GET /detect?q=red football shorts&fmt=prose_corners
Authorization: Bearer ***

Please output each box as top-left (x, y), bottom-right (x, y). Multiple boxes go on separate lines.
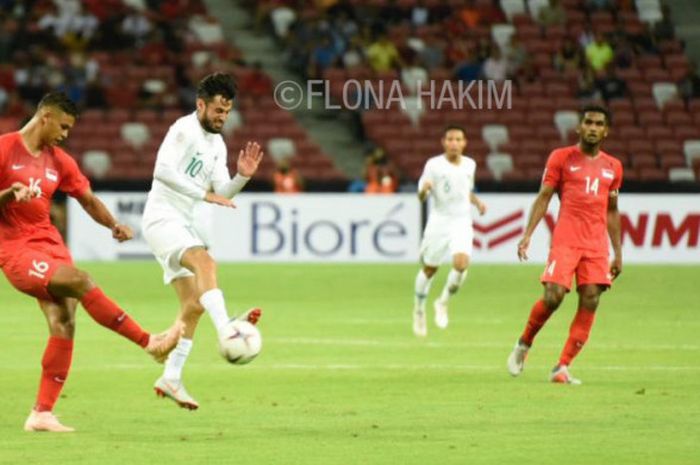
top-left (1, 243), bottom-right (73, 302)
top-left (540, 246), bottom-right (612, 291)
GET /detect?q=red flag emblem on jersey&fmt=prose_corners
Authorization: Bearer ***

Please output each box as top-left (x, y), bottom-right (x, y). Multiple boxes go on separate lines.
top-left (45, 168), bottom-right (58, 181)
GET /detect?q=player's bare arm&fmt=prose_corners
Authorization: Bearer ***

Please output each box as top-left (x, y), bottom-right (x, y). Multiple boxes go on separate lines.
top-left (517, 184), bottom-right (556, 261)
top-left (470, 192), bottom-right (487, 216)
top-left (607, 191), bottom-right (622, 279)
top-left (418, 180), bottom-right (432, 202)
top-left (77, 189), bottom-right (133, 243)
top-left (0, 182), bottom-right (33, 206)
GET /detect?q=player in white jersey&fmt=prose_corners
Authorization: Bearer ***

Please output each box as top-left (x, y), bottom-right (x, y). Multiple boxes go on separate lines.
top-left (141, 73), bottom-right (264, 409)
top-left (413, 125), bottom-right (487, 337)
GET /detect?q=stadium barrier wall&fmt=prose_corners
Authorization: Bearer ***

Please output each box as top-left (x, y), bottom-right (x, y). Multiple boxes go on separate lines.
top-left (67, 193), bottom-right (700, 264)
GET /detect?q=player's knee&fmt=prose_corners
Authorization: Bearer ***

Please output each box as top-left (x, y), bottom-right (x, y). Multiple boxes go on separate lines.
top-left (578, 286), bottom-right (601, 310)
top-left (190, 249), bottom-right (216, 275)
top-left (543, 289), bottom-right (565, 311)
top-left (48, 312), bottom-right (75, 338)
top-left (453, 255), bottom-right (469, 272)
top-left (52, 269), bottom-right (93, 297)
top-left (423, 266), bottom-right (438, 278)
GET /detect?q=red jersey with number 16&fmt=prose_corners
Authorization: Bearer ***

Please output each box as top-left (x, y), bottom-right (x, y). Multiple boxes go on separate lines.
top-left (0, 132), bottom-right (90, 265)
top-left (542, 145), bottom-right (623, 253)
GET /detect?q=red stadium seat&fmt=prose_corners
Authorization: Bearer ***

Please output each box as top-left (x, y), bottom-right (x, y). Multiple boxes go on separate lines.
top-left (630, 153), bottom-right (658, 168)
top-left (619, 125), bottom-right (645, 139)
top-left (647, 126), bottom-right (674, 139)
top-left (665, 111), bottom-right (693, 126)
top-left (638, 112), bottom-right (663, 127)
top-left (638, 167), bottom-right (667, 182)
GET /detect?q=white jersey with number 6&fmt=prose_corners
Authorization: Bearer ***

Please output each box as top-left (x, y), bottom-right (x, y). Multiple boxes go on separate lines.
top-left (418, 154), bottom-right (477, 266)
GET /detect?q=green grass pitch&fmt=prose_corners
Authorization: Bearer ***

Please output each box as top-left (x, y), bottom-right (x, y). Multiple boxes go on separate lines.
top-left (0, 262), bottom-right (698, 465)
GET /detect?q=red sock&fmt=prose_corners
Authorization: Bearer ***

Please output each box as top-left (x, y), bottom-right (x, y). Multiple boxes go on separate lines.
top-left (80, 288), bottom-right (150, 348)
top-left (559, 308), bottom-right (596, 366)
top-left (35, 337), bottom-right (73, 412)
top-left (520, 299), bottom-right (554, 346)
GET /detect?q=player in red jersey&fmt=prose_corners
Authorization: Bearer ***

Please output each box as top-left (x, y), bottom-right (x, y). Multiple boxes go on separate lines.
top-left (506, 105), bottom-right (623, 385)
top-left (0, 93), bottom-right (181, 432)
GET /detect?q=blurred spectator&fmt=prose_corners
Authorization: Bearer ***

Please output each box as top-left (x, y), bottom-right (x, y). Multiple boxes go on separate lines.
top-left (595, 67), bottom-right (627, 101)
top-left (504, 36), bottom-right (528, 76)
top-left (454, 51), bottom-right (482, 83)
top-left (537, 0), bottom-right (567, 27)
top-left (677, 67), bottom-right (700, 102)
top-left (482, 47), bottom-right (508, 81)
top-left (122, 7), bottom-right (153, 47)
top-left (585, 32), bottom-right (614, 72)
top-left (654, 4), bottom-right (675, 42)
top-left (578, 23), bottom-right (595, 48)
top-left (576, 64), bottom-right (600, 99)
top-left (585, 0), bottom-right (615, 10)
top-left (308, 36), bottom-right (338, 78)
top-left (366, 33), bottom-right (403, 73)
top-left (364, 147), bottom-right (398, 194)
top-left (342, 36), bottom-right (366, 69)
top-left (273, 159), bottom-right (304, 193)
top-left (554, 38), bottom-right (583, 72)
top-left (411, 0), bottom-right (430, 27)
top-left (419, 35), bottom-right (445, 70)
top-left (459, 0), bottom-right (482, 28)
top-left (613, 36), bottom-right (635, 69)
top-left (401, 55), bottom-right (429, 95)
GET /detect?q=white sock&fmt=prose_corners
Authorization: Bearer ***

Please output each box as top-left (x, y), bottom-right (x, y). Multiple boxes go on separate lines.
top-left (163, 338), bottom-right (193, 381)
top-left (414, 270), bottom-right (433, 313)
top-left (439, 269), bottom-right (467, 303)
top-left (199, 288), bottom-right (230, 333)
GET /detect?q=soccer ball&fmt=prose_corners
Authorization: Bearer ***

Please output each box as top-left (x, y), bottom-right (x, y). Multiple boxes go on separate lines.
top-left (218, 319), bottom-right (262, 365)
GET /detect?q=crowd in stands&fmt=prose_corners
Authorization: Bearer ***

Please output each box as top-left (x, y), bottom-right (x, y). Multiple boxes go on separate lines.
top-left (253, 0), bottom-right (700, 186)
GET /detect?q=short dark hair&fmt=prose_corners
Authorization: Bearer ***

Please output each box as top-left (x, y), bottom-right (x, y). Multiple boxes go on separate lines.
top-left (443, 124), bottom-right (467, 138)
top-left (579, 104), bottom-right (611, 126)
top-left (38, 92), bottom-right (79, 117)
top-left (197, 72), bottom-right (237, 102)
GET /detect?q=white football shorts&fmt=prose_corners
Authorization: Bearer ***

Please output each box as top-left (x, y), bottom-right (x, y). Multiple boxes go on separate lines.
top-left (142, 216), bottom-right (206, 285)
top-left (419, 215), bottom-right (473, 267)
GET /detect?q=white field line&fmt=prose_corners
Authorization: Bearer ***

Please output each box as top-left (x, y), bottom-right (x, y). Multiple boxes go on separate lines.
top-left (270, 337), bottom-right (700, 352)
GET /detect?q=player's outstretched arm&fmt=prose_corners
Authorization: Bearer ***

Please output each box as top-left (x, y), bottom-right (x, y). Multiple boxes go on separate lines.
top-left (212, 141), bottom-right (264, 199)
top-left (77, 189), bottom-right (133, 242)
top-left (607, 192), bottom-right (622, 279)
top-left (470, 192), bottom-right (487, 216)
top-left (0, 182), bottom-right (33, 206)
top-left (517, 185), bottom-right (555, 261)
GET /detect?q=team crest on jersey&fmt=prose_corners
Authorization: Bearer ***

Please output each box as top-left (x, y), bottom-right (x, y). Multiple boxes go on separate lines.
top-left (45, 168), bottom-right (58, 181)
top-left (601, 169), bottom-right (614, 179)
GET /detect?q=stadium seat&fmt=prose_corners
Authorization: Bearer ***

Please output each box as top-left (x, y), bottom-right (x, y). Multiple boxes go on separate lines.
top-left (492, 24), bottom-right (515, 51)
top-left (82, 151), bottom-right (112, 179)
top-left (668, 167), bottom-right (696, 182)
top-left (651, 82), bottom-right (679, 109)
top-left (526, 0), bottom-right (548, 18)
top-left (553, 111), bottom-right (579, 142)
top-left (486, 152), bottom-right (514, 181)
top-left (683, 140), bottom-right (700, 167)
top-left (482, 125), bottom-right (509, 152)
top-left (267, 138), bottom-right (296, 161)
top-left (501, 0), bottom-right (527, 21)
top-left (120, 122), bottom-right (150, 149)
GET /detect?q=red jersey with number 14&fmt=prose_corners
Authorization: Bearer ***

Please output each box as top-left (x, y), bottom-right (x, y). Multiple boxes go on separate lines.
top-left (542, 145), bottom-right (623, 253)
top-left (0, 132), bottom-right (90, 265)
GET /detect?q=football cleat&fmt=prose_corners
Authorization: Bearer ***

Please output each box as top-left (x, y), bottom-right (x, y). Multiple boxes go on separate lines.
top-left (154, 377), bottom-right (200, 410)
top-left (550, 365), bottom-right (582, 385)
top-left (239, 307), bottom-right (262, 325)
top-left (24, 410), bottom-right (74, 432)
top-left (413, 308), bottom-right (427, 337)
top-left (507, 339), bottom-right (530, 376)
top-left (433, 299), bottom-right (449, 329)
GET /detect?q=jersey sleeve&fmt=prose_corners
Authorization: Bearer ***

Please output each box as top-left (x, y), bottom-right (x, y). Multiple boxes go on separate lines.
top-left (153, 122), bottom-right (206, 200)
top-left (542, 150), bottom-right (564, 189)
top-left (57, 150), bottom-right (90, 198)
top-left (418, 159), bottom-right (434, 191)
top-left (610, 160), bottom-right (623, 192)
top-left (210, 141), bottom-right (231, 188)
